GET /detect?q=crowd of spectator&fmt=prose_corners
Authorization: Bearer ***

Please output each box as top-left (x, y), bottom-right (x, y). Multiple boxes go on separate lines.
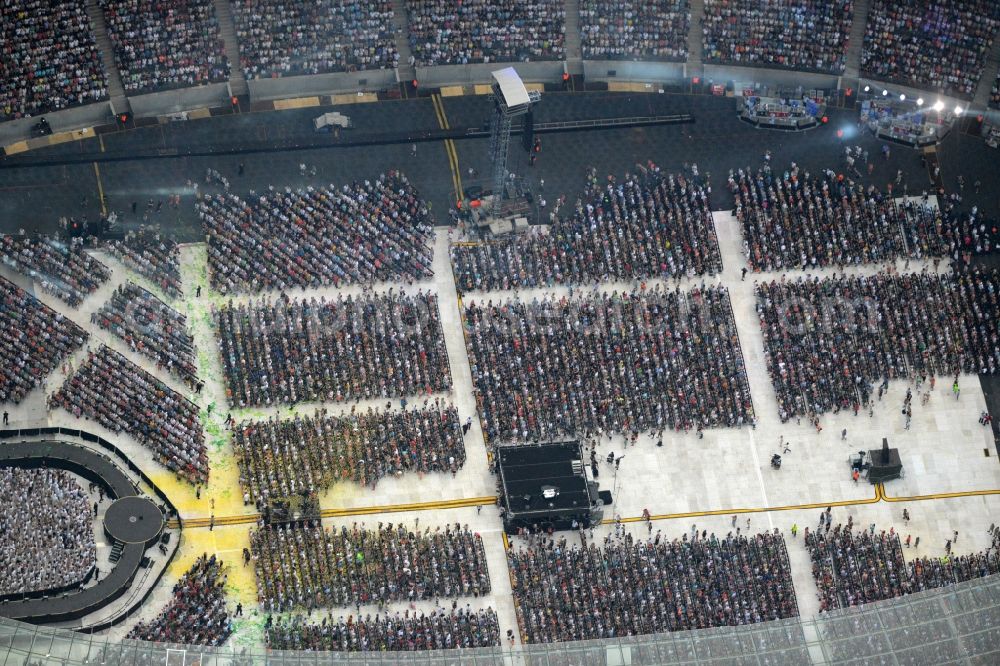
top-left (251, 522), bottom-right (490, 612)
top-left (2, 236), bottom-right (111, 307)
top-left (730, 166), bottom-right (946, 272)
top-left (200, 173), bottom-right (434, 294)
top-left (939, 207), bottom-right (1000, 264)
top-left (265, 608), bottom-right (501, 651)
top-left (99, 0), bottom-right (228, 94)
top-left (992, 73), bottom-right (1000, 109)
top-left (625, 621), bottom-right (810, 664)
top-left (92, 282), bottom-right (199, 388)
top-left (127, 554), bottom-right (232, 645)
top-left (510, 528), bottom-right (798, 643)
top-left (580, 1), bottom-right (689, 62)
top-left (0, 467), bottom-right (95, 596)
top-left (451, 167), bottom-right (721, 293)
top-left (464, 286), bottom-right (753, 443)
top-left (1, 0), bottom-right (107, 120)
top-left (231, 0), bottom-right (397, 79)
top-left (806, 522), bottom-right (906, 612)
top-left (407, 0), bottom-right (565, 66)
top-left (819, 584), bottom-right (989, 666)
top-left (106, 225), bottom-right (183, 299)
top-left (214, 291), bottom-right (451, 408)
top-left (49, 345), bottom-right (208, 483)
top-left (756, 269), bottom-right (1000, 422)
top-left (861, 0), bottom-right (1000, 99)
top-left (234, 401), bottom-right (464, 506)
top-left (806, 523), bottom-right (1000, 611)
top-left (702, 0), bottom-right (854, 73)
top-left (1, 276), bottom-right (88, 405)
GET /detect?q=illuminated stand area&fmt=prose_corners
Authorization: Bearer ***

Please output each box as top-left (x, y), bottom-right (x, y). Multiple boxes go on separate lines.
top-left (859, 86), bottom-right (965, 147)
top-left (737, 83), bottom-right (827, 131)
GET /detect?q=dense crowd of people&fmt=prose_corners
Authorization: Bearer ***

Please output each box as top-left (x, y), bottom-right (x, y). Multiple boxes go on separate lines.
top-left (756, 269), bottom-right (1000, 422)
top-left (633, 621), bottom-right (810, 664)
top-left (214, 291), bottom-right (451, 407)
top-left (0, 0), bottom-right (107, 120)
top-left (2, 236), bottom-right (111, 307)
top-left (265, 608), bottom-right (501, 651)
top-left (933, 204), bottom-right (1000, 265)
top-left (9, 0), bottom-right (1000, 124)
top-left (821, 606), bottom-right (985, 666)
top-left (99, 0), bottom-right (228, 94)
top-left (0, 467), bottom-right (95, 596)
top-left (861, 0), bottom-right (1000, 98)
top-left (92, 282), bottom-right (199, 388)
top-left (200, 173), bottom-right (434, 294)
top-left (0, 276), bottom-right (88, 404)
top-left (406, 0), bottom-right (565, 66)
top-left (992, 73), bottom-right (1000, 109)
top-left (806, 522), bottom-right (906, 612)
top-left (580, 1), bottom-right (689, 61)
top-left (49, 345), bottom-right (208, 483)
top-left (106, 225), bottom-right (184, 300)
top-left (231, 0), bottom-right (397, 78)
top-left (451, 167), bottom-right (721, 293)
top-left (806, 523), bottom-right (1000, 611)
top-left (509, 529), bottom-right (798, 643)
top-left (702, 0), bottom-right (853, 73)
top-left (464, 286), bottom-right (753, 443)
top-left (127, 554), bottom-right (232, 645)
top-left (233, 401), bottom-right (464, 506)
top-left (251, 522), bottom-right (490, 612)
top-left (730, 166), bottom-right (947, 272)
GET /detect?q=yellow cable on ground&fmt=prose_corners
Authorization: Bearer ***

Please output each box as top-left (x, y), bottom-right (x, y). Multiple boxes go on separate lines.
top-left (607, 486), bottom-right (882, 524)
top-left (434, 95), bottom-right (465, 199)
top-left (881, 486), bottom-right (1000, 502)
top-left (169, 482), bottom-right (1000, 531)
top-left (168, 495), bottom-right (497, 529)
top-left (430, 94), bottom-right (462, 202)
top-left (93, 162), bottom-right (107, 216)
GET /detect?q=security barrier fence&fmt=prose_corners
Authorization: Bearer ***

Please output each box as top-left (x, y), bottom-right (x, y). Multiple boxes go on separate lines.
top-left (2, 574), bottom-right (999, 665)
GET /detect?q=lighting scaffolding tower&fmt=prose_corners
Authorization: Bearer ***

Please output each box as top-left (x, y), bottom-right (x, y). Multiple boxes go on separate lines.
top-left (488, 67), bottom-right (540, 218)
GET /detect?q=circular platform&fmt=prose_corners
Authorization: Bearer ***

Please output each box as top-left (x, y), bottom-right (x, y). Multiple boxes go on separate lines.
top-left (104, 496), bottom-right (163, 544)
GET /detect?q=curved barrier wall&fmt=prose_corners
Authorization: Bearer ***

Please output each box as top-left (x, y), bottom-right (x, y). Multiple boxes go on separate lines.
top-left (0, 427), bottom-right (180, 522)
top-left (0, 430), bottom-right (181, 627)
top-left (1, 574), bottom-right (998, 664)
top-left (248, 70), bottom-right (398, 102)
top-left (415, 61), bottom-right (564, 88)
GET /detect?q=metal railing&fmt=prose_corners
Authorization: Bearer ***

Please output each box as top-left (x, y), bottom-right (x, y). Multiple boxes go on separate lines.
top-left (2, 574), bottom-right (999, 665)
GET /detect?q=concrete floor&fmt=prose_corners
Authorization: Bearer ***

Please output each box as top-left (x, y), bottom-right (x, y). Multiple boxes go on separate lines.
top-left (3, 219), bottom-right (998, 649)
top-left (1, 91), bottom-right (999, 650)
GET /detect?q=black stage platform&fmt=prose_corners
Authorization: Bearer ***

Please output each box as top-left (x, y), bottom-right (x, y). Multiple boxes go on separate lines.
top-left (867, 438), bottom-right (904, 484)
top-left (105, 496), bottom-right (163, 545)
top-left (498, 441), bottom-right (604, 533)
top-left (0, 439), bottom-right (151, 623)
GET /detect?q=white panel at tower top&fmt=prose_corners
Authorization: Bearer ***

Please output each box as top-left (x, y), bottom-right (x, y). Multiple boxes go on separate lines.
top-left (491, 67), bottom-right (530, 107)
